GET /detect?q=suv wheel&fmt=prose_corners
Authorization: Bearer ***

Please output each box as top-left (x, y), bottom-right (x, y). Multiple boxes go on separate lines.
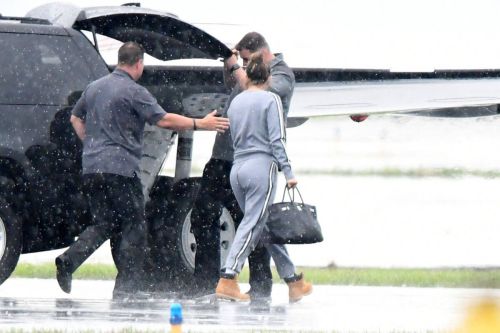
top-left (0, 197), bottom-right (22, 285)
top-left (180, 207), bottom-right (236, 270)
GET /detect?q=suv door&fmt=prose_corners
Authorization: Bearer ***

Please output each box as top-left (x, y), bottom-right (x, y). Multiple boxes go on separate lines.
top-left (0, 24), bottom-right (109, 254)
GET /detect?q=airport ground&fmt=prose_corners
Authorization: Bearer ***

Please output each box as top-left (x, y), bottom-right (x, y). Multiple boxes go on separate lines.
top-left (4, 116), bottom-right (500, 332)
top-left (2, 277), bottom-right (500, 332)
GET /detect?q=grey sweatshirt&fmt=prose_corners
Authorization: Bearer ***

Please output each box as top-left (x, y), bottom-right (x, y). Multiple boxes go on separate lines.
top-left (228, 90), bottom-right (294, 180)
top-left (211, 53), bottom-right (295, 161)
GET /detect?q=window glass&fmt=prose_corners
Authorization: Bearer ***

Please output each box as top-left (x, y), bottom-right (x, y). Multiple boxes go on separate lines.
top-left (0, 33), bottom-right (95, 105)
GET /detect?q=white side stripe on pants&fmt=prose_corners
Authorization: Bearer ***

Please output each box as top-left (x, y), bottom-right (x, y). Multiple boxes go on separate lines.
top-left (231, 162), bottom-right (277, 271)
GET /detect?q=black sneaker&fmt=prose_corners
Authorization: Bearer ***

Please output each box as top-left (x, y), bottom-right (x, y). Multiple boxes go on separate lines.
top-left (184, 286), bottom-right (215, 299)
top-left (55, 256), bottom-right (72, 294)
top-left (249, 293), bottom-right (272, 302)
top-left (246, 286), bottom-right (271, 297)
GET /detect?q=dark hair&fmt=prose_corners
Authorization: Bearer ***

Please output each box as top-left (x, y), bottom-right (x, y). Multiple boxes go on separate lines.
top-left (246, 52), bottom-right (269, 85)
top-left (235, 32), bottom-right (268, 52)
top-left (118, 42), bottom-right (144, 66)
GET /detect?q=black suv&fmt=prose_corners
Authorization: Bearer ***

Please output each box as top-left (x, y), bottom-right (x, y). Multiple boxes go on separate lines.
top-left (0, 3), bottom-right (235, 290)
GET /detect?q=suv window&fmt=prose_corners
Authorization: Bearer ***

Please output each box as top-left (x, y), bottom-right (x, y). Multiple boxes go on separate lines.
top-left (0, 33), bottom-right (95, 106)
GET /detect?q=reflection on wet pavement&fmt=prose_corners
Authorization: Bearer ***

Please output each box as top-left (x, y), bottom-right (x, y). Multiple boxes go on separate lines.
top-left (2, 279), bottom-right (500, 332)
top-left (0, 295), bottom-right (294, 331)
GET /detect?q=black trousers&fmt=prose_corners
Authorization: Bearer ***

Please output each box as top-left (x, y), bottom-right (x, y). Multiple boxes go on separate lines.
top-left (60, 173), bottom-right (147, 297)
top-left (190, 158), bottom-right (273, 296)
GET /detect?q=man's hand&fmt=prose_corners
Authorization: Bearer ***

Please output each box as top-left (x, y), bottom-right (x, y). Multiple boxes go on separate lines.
top-left (223, 50), bottom-right (247, 89)
top-left (197, 110), bottom-right (230, 133)
top-left (224, 50), bottom-right (239, 69)
top-left (287, 178), bottom-right (298, 188)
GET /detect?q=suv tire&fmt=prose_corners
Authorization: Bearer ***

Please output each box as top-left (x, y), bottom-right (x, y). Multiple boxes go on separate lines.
top-left (144, 177), bottom-right (236, 295)
top-left (0, 196), bottom-right (22, 285)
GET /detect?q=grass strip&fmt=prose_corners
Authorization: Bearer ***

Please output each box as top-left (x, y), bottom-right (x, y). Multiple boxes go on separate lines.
top-left (12, 263), bottom-right (500, 288)
top-left (13, 262), bottom-right (117, 280)
top-left (164, 167), bottom-right (500, 178)
top-left (295, 167), bottom-right (500, 178)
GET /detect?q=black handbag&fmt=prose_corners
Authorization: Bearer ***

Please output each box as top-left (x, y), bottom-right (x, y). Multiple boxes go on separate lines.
top-left (266, 186), bottom-right (323, 244)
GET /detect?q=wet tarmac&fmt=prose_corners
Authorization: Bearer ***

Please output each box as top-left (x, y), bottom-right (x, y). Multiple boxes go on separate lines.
top-left (1, 278), bottom-right (500, 332)
top-left (7, 116), bottom-right (500, 331)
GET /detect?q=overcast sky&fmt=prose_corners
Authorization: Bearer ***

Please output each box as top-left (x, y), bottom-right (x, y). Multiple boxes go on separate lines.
top-left (3, 0), bottom-right (500, 70)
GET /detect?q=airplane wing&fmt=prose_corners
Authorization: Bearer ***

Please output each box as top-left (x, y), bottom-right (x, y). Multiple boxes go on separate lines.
top-left (289, 78), bottom-right (500, 120)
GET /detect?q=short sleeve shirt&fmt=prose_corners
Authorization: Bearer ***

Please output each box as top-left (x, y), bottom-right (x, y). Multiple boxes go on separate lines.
top-left (72, 68), bottom-right (167, 177)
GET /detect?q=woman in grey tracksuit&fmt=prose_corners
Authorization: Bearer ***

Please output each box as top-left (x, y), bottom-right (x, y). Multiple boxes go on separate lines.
top-left (215, 53), bottom-right (312, 303)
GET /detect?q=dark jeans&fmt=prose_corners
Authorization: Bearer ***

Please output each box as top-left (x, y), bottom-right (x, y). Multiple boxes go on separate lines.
top-left (60, 173), bottom-right (147, 297)
top-left (190, 158), bottom-right (273, 296)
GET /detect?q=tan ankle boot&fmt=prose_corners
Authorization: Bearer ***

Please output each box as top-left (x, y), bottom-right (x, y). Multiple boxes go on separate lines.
top-left (215, 277), bottom-right (250, 302)
top-left (287, 273), bottom-right (313, 303)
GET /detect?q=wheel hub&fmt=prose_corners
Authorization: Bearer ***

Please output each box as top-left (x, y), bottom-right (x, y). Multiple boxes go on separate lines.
top-left (181, 208), bottom-right (236, 270)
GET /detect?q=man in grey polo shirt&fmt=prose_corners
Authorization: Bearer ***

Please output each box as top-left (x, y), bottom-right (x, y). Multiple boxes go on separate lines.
top-left (55, 42), bottom-right (229, 298)
top-left (190, 32), bottom-right (295, 300)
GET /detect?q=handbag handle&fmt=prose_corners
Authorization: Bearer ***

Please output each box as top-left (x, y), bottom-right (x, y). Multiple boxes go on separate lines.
top-left (281, 186), bottom-right (305, 205)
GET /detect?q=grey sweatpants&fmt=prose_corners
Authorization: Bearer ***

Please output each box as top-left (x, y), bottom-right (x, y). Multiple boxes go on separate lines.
top-left (224, 154), bottom-right (296, 279)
